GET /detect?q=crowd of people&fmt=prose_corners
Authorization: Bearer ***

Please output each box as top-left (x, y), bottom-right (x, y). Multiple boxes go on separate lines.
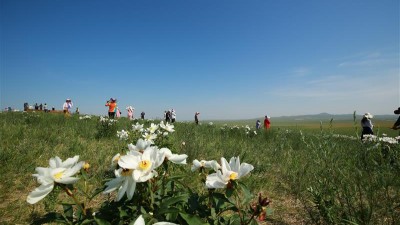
top-left (19, 98), bottom-right (400, 134)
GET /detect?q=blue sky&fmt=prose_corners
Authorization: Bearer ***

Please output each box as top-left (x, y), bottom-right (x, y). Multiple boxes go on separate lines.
top-left (1, 0), bottom-right (399, 120)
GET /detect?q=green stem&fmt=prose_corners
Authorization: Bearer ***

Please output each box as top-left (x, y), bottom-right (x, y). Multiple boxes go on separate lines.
top-left (63, 185), bottom-right (86, 216)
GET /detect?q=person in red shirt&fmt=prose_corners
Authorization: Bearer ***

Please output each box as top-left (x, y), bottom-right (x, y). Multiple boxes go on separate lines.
top-left (105, 98), bottom-right (117, 118)
top-left (264, 115), bottom-right (271, 129)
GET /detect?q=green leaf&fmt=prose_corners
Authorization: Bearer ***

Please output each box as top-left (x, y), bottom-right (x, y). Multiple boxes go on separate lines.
top-left (157, 206), bottom-right (181, 215)
top-left (248, 218), bottom-right (258, 225)
top-left (179, 213), bottom-right (208, 225)
top-left (238, 182), bottom-right (253, 204)
top-left (160, 194), bottom-right (189, 209)
top-left (62, 203), bottom-right (73, 222)
top-left (228, 214), bottom-right (241, 225)
top-left (94, 217), bottom-right (112, 225)
top-left (118, 206), bottom-right (128, 218)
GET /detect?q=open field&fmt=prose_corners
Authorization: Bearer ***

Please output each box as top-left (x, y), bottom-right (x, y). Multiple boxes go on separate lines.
top-left (0, 112), bottom-right (399, 224)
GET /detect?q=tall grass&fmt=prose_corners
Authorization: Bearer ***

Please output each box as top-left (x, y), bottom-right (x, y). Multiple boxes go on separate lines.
top-left (0, 112), bottom-right (399, 224)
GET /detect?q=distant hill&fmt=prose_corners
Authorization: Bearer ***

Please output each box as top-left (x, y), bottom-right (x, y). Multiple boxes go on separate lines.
top-left (249, 113), bottom-right (398, 122)
top-left (201, 113), bottom-right (398, 124)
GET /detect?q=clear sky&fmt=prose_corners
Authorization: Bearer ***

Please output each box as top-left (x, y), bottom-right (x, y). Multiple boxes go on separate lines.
top-left (1, 0), bottom-right (399, 120)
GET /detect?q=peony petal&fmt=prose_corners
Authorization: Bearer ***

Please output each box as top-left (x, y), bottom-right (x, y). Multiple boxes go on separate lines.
top-left (126, 178), bottom-right (136, 200)
top-left (238, 163), bottom-right (254, 178)
top-left (119, 155), bottom-right (139, 169)
top-left (133, 215), bottom-right (145, 225)
top-left (117, 179), bottom-right (129, 201)
top-left (27, 183), bottom-right (54, 204)
top-left (103, 177), bottom-right (124, 194)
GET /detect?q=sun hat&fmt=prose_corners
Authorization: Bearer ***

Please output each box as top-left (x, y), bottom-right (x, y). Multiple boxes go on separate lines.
top-left (363, 112), bottom-right (373, 119)
top-left (394, 107), bottom-right (400, 115)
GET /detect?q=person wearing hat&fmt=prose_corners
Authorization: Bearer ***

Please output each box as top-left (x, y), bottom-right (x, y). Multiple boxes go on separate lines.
top-left (264, 115), bottom-right (271, 129)
top-left (391, 107), bottom-right (400, 130)
top-left (126, 106), bottom-right (134, 120)
top-left (63, 98), bottom-right (73, 116)
top-left (105, 98), bottom-right (117, 118)
top-left (361, 112), bottom-right (374, 140)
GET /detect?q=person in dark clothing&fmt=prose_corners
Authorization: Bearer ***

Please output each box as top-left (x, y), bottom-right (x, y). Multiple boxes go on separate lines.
top-left (195, 112), bottom-right (200, 125)
top-left (165, 110), bottom-right (171, 123)
top-left (392, 107), bottom-right (400, 130)
top-left (141, 111), bottom-right (145, 119)
top-left (361, 112), bottom-right (374, 140)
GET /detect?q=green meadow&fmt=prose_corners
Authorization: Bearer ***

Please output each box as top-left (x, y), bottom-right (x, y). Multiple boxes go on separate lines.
top-left (0, 112), bottom-right (399, 224)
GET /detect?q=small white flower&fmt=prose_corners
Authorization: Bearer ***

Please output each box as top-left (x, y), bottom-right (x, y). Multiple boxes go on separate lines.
top-left (132, 122), bottom-right (144, 132)
top-left (117, 130), bottom-right (129, 140)
top-left (191, 159), bottom-right (220, 172)
top-left (159, 121), bottom-right (175, 133)
top-left (128, 139), bottom-right (152, 153)
top-left (27, 156), bottom-right (84, 204)
top-left (205, 157), bottom-right (254, 189)
top-left (148, 123), bottom-right (159, 134)
top-left (118, 146), bottom-right (165, 182)
top-left (142, 132), bottom-right (157, 143)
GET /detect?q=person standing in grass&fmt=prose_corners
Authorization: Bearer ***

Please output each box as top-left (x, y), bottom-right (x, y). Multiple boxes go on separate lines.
top-left (63, 99), bottom-right (73, 115)
top-left (361, 112), bottom-right (374, 140)
top-left (171, 109), bottom-right (176, 123)
top-left (116, 107), bottom-right (121, 119)
top-left (256, 120), bottom-right (261, 129)
top-left (127, 106), bottom-right (134, 120)
top-left (264, 115), bottom-right (271, 129)
top-left (391, 107), bottom-right (400, 130)
top-left (195, 112), bottom-right (200, 125)
top-left (141, 111), bottom-right (145, 119)
top-left (105, 98), bottom-right (117, 119)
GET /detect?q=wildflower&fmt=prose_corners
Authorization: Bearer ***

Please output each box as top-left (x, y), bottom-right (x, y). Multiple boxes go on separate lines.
top-left (160, 148), bottom-right (188, 165)
top-left (148, 123), bottom-right (159, 134)
top-left (27, 156), bottom-right (84, 204)
top-left (205, 157), bottom-right (254, 189)
top-left (142, 132), bottom-right (157, 143)
top-left (159, 121), bottom-right (175, 133)
top-left (118, 146), bottom-right (165, 182)
top-left (128, 139), bottom-right (152, 153)
top-left (191, 159), bottom-right (220, 172)
top-left (132, 122), bottom-right (144, 132)
top-left (103, 167), bottom-right (137, 201)
top-left (117, 130), bottom-right (129, 140)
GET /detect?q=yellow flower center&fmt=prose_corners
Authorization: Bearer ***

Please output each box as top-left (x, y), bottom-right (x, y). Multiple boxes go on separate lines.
top-left (121, 168), bottom-right (133, 176)
top-left (229, 172), bottom-right (238, 180)
top-left (83, 162), bottom-right (90, 170)
top-left (139, 160), bottom-right (152, 170)
top-left (53, 172), bottom-right (64, 180)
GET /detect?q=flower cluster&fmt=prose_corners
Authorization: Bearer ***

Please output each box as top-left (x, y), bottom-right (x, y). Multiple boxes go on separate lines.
top-left (105, 139), bottom-right (188, 201)
top-left (362, 134), bottom-right (400, 144)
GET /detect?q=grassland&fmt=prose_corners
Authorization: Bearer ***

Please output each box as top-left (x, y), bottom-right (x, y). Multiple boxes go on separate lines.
top-left (0, 112), bottom-right (399, 224)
